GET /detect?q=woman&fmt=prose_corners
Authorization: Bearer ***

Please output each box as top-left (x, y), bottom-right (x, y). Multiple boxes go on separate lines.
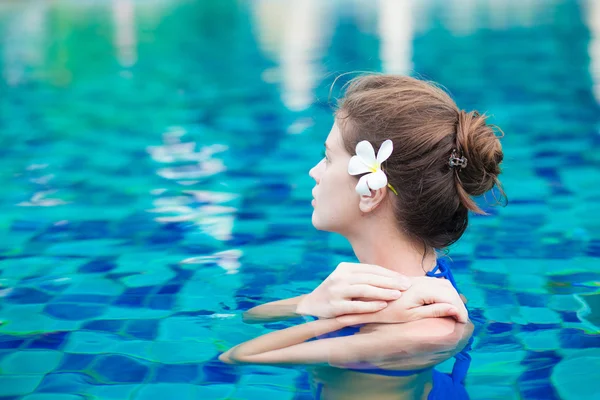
top-left (220, 75), bottom-right (504, 399)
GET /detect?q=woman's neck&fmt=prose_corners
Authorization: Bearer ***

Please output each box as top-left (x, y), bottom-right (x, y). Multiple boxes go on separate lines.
top-left (346, 221), bottom-right (436, 277)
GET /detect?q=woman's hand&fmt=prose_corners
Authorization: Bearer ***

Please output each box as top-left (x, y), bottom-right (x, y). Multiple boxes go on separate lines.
top-left (336, 276), bottom-right (468, 326)
top-left (296, 262), bottom-right (413, 318)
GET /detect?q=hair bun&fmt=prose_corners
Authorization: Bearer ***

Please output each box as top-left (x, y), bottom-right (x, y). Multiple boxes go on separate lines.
top-left (454, 110), bottom-right (505, 214)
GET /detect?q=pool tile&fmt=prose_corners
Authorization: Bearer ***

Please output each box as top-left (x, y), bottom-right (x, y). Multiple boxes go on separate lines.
top-left (121, 268), bottom-right (176, 288)
top-left (61, 277), bottom-right (123, 296)
top-left (46, 239), bottom-right (127, 257)
top-left (125, 319), bottom-right (159, 340)
top-left (465, 384), bottom-right (519, 400)
top-left (484, 305), bottom-right (519, 324)
top-left (27, 331), bottom-right (70, 350)
top-left (0, 375), bottom-right (44, 397)
top-left (518, 382), bottom-right (561, 400)
top-left (22, 394), bottom-right (85, 400)
top-left (559, 328), bottom-right (600, 349)
top-left (86, 384), bottom-right (139, 400)
top-left (158, 316), bottom-right (212, 341)
top-left (147, 294), bottom-right (176, 310)
top-left (548, 295), bottom-right (584, 312)
top-left (75, 221), bottom-right (111, 240)
top-left (6, 288), bottom-right (53, 305)
top-left (35, 372), bottom-right (96, 393)
top-left (513, 307), bottom-right (562, 325)
top-left (473, 270), bottom-right (508, 287)
top-left (114, 293), bottom-right (147, 308)
top-left (558, 311), bottom-right (581, 323)
top-left (100, 306), bottom-right (172, 320)
top-left (55, 353), bottom-right (96, 372)
top-left (0, 349), bottom-right (62, 375)
top-left (43, 303), bottom-right (106, 321)
top-left (111, 340), bottom-right (153, 360)
top-left (515, 293), bottom-right (549, 308)
top-left (150, 341), bottom-right (217, 364)
top-left (64, 331), bottom-right (119, 354)
top-left (152, 363), bottom-right (200, 383)
top-left (133, 383), bottom-right (200, 400)
top-left (52, 294), bottom-right (112, 304)
top-left (474, 334), bottom-right (523, 352)
top-left (201, 357), bottom-right (240, 384)
top-left (233, 385), bottom-right (295, 400)
top-left (77, 259), bottom-right (117, 274)
top-left (516, 330), bottom-right (561, 352)
top-left (0, 334), bottom-right (27, 349)
top-left (484, 289), bottom-right (517, 307)
top-left (195, 384), bottom-right (236, 399)
top-left (0, 309), bottom-right (56, 335)
top-left (238, 368), bottom-right (299, 391)
top-left (552, 353), bottom-right (600, 400)
top-left (486, 323), bottom-right (513, 335)
top-left (81, 319), bottom-right (124, 334)
top-left (157, 283), bottom-right (182, 295)
top-left (469, 350), bottom-right (527, 376)
top-left (92, 354), bottom-right (150, 383)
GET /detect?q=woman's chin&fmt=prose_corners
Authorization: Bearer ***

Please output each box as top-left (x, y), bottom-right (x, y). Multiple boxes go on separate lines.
top-left (311, 214), bottom-right (335, 233)
top-left (311, 213), bottom-right (319, 229)
top-left (311, 213), bottom-right (325, 231)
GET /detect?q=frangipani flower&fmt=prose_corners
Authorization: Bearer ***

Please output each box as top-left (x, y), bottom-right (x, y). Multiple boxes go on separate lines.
top-left (348, 140), bottom-right (398, 196)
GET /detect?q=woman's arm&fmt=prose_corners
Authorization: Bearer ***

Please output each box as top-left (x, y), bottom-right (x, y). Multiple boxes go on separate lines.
top-left (219, 317), bottom-right (473, 370)
top-left (242, 262), bottom-right (412, 324)
top-left (243, 270), bottom-right (468, 325)
top-left (221, 317), bottom-right (345, 364)
top-left (242, 295), bottom-right (306, 324)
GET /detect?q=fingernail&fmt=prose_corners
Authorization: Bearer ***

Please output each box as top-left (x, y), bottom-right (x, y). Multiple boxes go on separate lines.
top-left (391, 290), bottom-right (402, 298)
top-left (377, 302), bottom-right (388, 308)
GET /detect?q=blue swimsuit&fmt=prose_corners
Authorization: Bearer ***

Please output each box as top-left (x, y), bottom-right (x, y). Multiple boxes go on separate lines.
top-left (313, 258), bottom-right (472, 399)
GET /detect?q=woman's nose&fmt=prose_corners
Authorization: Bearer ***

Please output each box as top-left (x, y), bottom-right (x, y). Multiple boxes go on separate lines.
top-left (309, 161), bottom-right (321, 183)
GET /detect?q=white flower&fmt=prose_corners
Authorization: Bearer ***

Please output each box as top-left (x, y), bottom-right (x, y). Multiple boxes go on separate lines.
top-left (347, 140), bottom-right (394, 196)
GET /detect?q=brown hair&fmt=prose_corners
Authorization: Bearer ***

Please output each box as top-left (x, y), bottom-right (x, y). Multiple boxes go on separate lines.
top-left (336, 74), bottom-right (505, 249)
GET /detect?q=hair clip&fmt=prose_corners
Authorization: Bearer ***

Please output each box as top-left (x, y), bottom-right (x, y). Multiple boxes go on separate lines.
top-left (449, 150), bottom-right (468, 169)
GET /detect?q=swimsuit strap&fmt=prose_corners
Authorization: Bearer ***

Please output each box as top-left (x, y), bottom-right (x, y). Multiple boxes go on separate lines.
top-left (425, 257), bottom-right (458, 287)
top-left (427, 257), bottom-right (472, 385)
top-left (316, 382), bottom-right (324, 400)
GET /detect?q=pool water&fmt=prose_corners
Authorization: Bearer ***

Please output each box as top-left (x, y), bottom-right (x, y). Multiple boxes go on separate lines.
top-left (1, 0), bottom-right (600, 399)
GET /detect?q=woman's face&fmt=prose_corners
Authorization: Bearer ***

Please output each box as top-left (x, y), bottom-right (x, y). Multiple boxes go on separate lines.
top-left (309, 122), bottom-right (361, 234)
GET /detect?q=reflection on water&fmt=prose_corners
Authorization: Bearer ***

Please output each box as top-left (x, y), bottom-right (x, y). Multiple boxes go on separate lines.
top-left (112, 0), bottom-right (137, 69)
top-left (584, 0), bottom-right (600, 102)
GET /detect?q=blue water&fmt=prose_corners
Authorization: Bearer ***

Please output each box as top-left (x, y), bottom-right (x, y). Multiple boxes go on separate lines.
top-left (1, 1), bottom-right (600, 399)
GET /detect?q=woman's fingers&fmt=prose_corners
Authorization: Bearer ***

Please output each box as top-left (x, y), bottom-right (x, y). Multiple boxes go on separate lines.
top-left (348, 273), bottom-right (411, 291)
top-left (336, 300), bottom-right (388, 316)
top-left (343, 263), bottom-right (412, 284)
top-left (345, 284), bottom-right (402, 301)
top-left (408, 303), bottom-right (460, 321)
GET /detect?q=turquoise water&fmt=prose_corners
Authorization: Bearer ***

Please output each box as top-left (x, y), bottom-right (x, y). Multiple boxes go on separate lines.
top-left (1, 0), bottom-right (600, 399)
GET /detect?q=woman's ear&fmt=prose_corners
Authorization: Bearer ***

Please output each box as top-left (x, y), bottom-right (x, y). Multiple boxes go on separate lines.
top-left (358, 187), bottom-right (388, 213)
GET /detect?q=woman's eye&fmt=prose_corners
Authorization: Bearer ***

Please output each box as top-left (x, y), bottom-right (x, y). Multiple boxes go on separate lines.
top-left (323, 151), bottom-right (329, 162)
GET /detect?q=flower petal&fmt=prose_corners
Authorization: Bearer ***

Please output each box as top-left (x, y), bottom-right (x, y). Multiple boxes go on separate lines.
top-left (355, 174), bottom-right (371, 196)
top-left (376, 140), bottom-right (393, 164)
top-left (367, 169), bottom-right (388, 190)
top-left (348, 156), bottom-right (372, 175)
top-left (355, 141), bottom-right (377, 168)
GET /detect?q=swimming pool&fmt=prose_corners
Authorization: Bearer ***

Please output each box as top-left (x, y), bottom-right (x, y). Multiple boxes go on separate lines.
top-left (1, 0), bottom-right (599, 399)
